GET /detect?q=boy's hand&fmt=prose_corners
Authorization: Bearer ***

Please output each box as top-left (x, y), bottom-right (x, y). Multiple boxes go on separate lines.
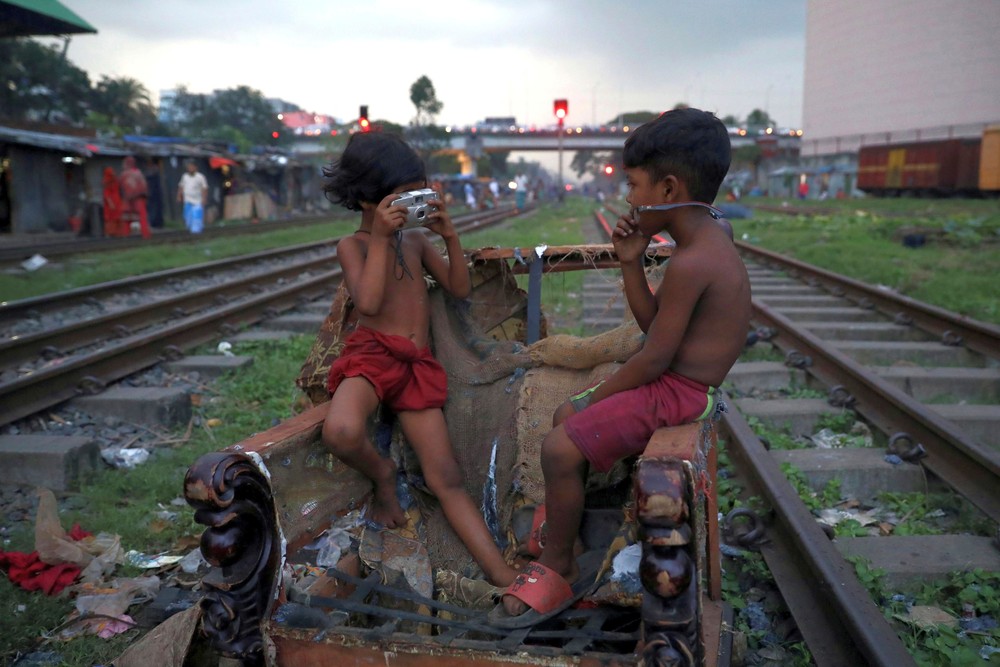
top-left (424, 196), bottom-right (457, 240)
top-left (612, 211), bottom-right (649, 264)
top-left (372, 192), bottom-right (409, 237)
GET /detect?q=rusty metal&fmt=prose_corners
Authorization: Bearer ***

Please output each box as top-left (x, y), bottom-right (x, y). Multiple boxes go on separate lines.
top-left (38, 345), bottom-right (61, 360)
top-left (941, 330), bottom-right (964, 346)
top-left (827, 385), bottom-right (856, 408)
top-left (738, 242), bottom-right (1000, 360)
top-left (784, 349), bottom-right (812, 369)
top-left (0, 208), bottom-right (510, 325)
top-left (160, 345), bottom-right (184, 361)
top-left (285, 568), bottom-right (640, 657)
top-left (722, 508), bottom-right (767, 550)
top-left (0, 273), bottom-right (332, 425)
top-left (888, 433), bottom-right (927, 462)
top-left (751, 299), bottom-right (1000, 522)
top-left (720, 408), bottom-right (916, 667)
top-left (77, 375), bottom-right (106, 395)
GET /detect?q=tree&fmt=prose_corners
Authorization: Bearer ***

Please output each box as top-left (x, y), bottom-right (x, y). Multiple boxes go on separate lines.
top-left (0, 38), bottom-right (91, 124)
top-left (168, 85), bottom-right (282, 147)
top-left (409, 75), bottom-right (442, 127)
top-left (745, 108), bottom-right (776, 132)
top-left (571, 150), bottom-right (618, 179)
top-left (90, 75), bottom-right (157, 133)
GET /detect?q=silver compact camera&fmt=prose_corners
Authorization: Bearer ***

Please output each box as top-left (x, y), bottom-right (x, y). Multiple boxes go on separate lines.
top-left (390, 188), bottom-right (439, 228)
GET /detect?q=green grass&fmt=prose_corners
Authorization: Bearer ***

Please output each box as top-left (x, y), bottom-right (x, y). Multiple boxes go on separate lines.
top-left (735, 197), bottom-right (1000, 324)
top-left (0, 335), bottom-right (313, 665)
top-left (0, 217), bottom-right (357, 302)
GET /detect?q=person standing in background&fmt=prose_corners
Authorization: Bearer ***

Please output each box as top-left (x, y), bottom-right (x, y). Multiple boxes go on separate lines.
top-left (102, 167), bottom-right (124, 237)
top-left (120, 156), bottom-right (151, 239)
top-left (177, 160), bottom-right (208, 234)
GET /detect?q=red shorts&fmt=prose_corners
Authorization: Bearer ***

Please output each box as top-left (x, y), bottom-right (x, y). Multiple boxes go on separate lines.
top-left (326, 326), bottom-right (447, 411)
top-left (562, 371), bottom-right (715, 472)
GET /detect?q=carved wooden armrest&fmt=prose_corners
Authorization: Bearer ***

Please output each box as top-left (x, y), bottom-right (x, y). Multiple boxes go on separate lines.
top-left (634, 420), bottom-right (719, 667)
top-left (183, 404), bottom-right (369, 664)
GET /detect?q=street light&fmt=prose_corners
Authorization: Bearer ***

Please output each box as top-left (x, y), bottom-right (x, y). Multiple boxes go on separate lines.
top-left (554, 99), bottom-right (568, 201)
top-left (359, 105), bottom-right (370, 132)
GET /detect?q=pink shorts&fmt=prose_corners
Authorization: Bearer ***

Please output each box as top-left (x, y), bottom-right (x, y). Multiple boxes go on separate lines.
top-left (562, 371), bottom-right (715, 472)
top-left (327, 326), bottom-right (447, 411)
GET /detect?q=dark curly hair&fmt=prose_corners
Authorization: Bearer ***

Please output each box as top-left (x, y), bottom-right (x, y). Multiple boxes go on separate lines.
top-left (322, 132), bottom-right (426, 211)
top-left (622, 108), bottom-right (730, 204)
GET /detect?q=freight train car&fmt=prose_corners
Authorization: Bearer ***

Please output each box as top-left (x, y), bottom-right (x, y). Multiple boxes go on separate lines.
top-left (857, 126), bottom-right (1000, 197)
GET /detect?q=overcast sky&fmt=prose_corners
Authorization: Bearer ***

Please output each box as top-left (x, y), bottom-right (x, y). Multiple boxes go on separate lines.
top-left (52, 0), bottom-right (806, 130)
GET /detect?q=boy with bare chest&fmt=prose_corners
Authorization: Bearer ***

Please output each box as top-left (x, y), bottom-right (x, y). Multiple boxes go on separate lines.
top-left (493, 108), bottom-right (751, 625)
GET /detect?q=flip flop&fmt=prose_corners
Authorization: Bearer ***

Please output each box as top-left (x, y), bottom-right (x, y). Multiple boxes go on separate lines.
top-left (486, 550), bottom-right (606, 629)
top-left (511, 504), bottom-right (547, 557)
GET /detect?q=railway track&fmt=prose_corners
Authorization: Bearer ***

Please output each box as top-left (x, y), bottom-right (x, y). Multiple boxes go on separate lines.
top-left (0, 212), bottom-right (350, 267)
top-left (598, 203), bottom-right (1000, 665)
top-left (0, 206), bottom-right (521, 427)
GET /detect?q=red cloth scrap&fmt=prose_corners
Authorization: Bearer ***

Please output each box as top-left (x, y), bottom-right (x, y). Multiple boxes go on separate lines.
top-left (0, 522), bottom-right (91, 595)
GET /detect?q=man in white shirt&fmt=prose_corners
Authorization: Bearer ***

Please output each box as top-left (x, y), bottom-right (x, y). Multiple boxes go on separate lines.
top-left (177, 160), bottom-right (208, 233)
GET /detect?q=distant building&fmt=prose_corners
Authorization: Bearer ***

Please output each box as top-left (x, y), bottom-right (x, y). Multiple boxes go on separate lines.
top-left (798, 0), bottom-right (1000, 195)
top-left (803, 0), bottom-right (1000, 156)
top-left (157, 89), bottom-right (183, 125)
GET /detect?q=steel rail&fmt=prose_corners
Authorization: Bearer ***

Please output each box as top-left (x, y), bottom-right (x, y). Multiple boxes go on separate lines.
top-left (0, 208), bottom-right (520, 426)
top-left (751, 299), bottom-right (1000, 521)
top-left (720, 408), bottom-right (917, 667)
top-left (0, 250), bottom-right (337, 370)
top-left (0, 208), bottom-right (503, 322)
top-left (738, 241), bottom-right (1000, 359)
top-left (1, 271), bottom-right (337, 426)
top-left (595, 203), bottom-right (924, 663)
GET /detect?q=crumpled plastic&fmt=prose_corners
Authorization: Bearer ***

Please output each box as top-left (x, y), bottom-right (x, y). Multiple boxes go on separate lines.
top-left (59, 576), bottom-right (160, 639)
top-left (101, 447), bottom-right (150, 469)
top-left (34, 488), bottom-right (123, 583)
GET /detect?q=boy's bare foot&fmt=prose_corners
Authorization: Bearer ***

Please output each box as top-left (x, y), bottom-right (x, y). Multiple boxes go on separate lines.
top-left (369, 463), bottom-right (406, 528)
top-left (501, 557), bottom-right (579, 617)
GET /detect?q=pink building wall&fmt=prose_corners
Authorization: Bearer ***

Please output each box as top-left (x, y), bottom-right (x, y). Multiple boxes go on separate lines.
top-left (802, 0), bottom-right (1000, 156)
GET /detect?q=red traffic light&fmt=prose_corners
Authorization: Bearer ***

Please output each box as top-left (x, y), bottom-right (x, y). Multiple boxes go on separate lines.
top-left (271, 131), bottom-right (280, 139)
top-left (359, 104), bottom-right (370, 132)
top-left (359, 118), bottom-right (370, 132)
top-left (603, 164), bottom-right (614, 176)
top-left (553, 99), bottom-right (568, 120)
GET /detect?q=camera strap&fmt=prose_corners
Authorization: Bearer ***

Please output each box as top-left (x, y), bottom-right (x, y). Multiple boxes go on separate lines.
top-left (633, 202), bottom-right (724, 219)
top-left (393, 229), bottom-right (414, 280)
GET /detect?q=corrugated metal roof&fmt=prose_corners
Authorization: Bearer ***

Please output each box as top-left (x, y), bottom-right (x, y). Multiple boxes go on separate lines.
top-left (0, 0), bottom-right (97, 37)
top-left (0, 125), bottom-right (130, 156)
